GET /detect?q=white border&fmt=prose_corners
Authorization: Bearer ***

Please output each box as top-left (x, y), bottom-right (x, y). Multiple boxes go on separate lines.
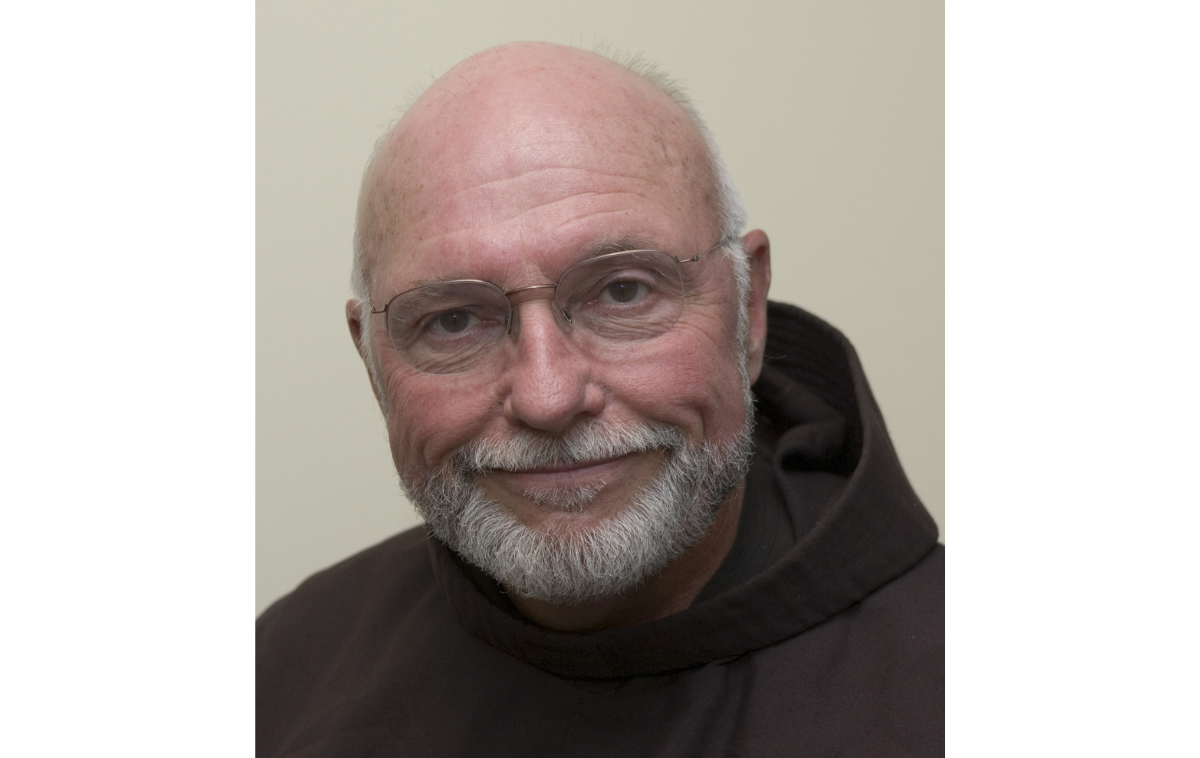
top-left (948, 0), bottom-right (1198, 753)
top-left (1, 1), bottom-right (254, 754)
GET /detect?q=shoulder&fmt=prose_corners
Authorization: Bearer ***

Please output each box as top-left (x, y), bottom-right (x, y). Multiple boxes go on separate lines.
top-left (749, 544), bottom-right (943, 693)
top-left (257, 526), bottom-right (454, 755)
top-left (822, 543), bottom-right (944, 665)
top-left (860, 542), bottom-right (944, 622)
top-left (257, 526), bottom-right (435, 658)
top-left (735, 546), bottom-right (943, 754)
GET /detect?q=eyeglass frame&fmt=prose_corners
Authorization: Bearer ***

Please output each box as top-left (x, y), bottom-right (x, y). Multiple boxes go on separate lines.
top-left (368, 236), bottom-right (736, 349)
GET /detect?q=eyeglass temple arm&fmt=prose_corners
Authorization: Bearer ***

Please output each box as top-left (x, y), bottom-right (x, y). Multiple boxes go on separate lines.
top-left (679, 236), bottom-right (738, 265)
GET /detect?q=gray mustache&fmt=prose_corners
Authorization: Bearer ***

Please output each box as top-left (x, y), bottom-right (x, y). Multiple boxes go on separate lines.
top-left (453, 422), bottom-right (686, 475)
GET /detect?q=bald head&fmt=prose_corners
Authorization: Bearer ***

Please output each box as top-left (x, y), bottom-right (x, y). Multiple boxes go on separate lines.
top-left (352, 43), bottom-right (745, 306)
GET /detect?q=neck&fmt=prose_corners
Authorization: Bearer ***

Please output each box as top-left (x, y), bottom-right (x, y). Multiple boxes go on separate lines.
top-left (507, 481), bottom-right (746, 632)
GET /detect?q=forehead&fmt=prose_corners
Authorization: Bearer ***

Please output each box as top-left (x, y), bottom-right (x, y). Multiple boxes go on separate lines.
top-left (366, 54), bottom-right (716, 292)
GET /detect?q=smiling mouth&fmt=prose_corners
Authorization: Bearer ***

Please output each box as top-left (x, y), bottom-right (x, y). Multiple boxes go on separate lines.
top-left (475, 449), bottom-right (668, 515)
top-left (495, 453), bottom-right (636, 477)
top-left (483, 454), bottom-right (640, 514)
top-left (479, 453), bottom-right (650, 497)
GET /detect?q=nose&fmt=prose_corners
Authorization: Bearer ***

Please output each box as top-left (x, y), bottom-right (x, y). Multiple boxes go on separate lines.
top-left (501, 299), bottom-right (605, 433)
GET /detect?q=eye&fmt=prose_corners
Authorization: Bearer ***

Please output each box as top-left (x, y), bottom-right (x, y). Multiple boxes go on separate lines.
top-left (415, 304), bottom-right (507, 341)
top-left (603, 280), bottom-right (646, 304)
top-left (431, 309), bottom-right (473, 334)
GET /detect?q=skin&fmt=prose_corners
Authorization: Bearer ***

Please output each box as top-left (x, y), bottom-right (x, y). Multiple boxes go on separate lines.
top-left (347, 43), bottom-right (772, 631)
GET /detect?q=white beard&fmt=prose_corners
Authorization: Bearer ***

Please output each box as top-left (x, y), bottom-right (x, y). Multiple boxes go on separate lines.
top-left (404, 418), bottom-right (754, 605)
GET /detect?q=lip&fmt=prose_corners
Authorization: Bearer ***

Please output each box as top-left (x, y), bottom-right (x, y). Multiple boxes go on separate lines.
top-left (486, 453), bottom-right (638, 484)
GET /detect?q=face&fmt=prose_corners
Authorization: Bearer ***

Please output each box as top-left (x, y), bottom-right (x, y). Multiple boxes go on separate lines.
top-left (350, 49), bottom-right (769, 600)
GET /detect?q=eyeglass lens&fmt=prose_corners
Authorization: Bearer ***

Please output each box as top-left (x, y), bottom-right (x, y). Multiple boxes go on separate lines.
top-left (386, 250), bottom-right (687, 374)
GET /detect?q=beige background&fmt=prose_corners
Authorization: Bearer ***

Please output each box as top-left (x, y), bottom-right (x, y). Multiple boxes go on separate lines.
top-left (256, 0), bottom-right (944, 614)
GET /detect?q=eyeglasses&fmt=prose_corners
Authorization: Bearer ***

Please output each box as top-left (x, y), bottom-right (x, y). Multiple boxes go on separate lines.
top-left (370, 239), bottom-right (732, 375)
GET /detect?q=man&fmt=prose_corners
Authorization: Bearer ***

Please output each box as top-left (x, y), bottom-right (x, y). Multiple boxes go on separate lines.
top-left (258, 42), bottom-right (942, 756)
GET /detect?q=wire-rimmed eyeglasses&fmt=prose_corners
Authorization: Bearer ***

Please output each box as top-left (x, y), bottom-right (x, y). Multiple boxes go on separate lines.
top-left (370, 238), bottom-right (732, 375)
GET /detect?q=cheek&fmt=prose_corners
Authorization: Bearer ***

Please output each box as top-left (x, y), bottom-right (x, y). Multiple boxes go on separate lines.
top-left (597, 328), bottom-right (748, 442)
top-left (382, 366), bottom-right (500, 478)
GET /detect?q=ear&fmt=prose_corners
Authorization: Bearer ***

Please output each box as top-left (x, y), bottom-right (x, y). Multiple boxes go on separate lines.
top-left (740, 230), bottom-right (772, 385)
top-left (346, 299), bottom-right (386, 407)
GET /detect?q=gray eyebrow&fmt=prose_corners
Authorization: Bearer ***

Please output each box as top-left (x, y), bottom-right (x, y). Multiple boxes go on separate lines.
top-left (388, 235), bottom-right (669, 296)
top-left (579, 235), bottom-right (665, 260)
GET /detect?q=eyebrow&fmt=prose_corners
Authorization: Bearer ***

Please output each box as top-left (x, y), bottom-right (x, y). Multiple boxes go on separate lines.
top-left (578, 234), bottom-right (665, 260)
top-left (388, 235), bottom-right (670, 295)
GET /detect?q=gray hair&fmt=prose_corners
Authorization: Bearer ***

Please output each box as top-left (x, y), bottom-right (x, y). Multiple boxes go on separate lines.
top-left (351, 48), bottom-right (751, 391)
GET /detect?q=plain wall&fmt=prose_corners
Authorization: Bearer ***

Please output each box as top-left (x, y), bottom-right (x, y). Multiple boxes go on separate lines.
top-left (256, 0), bottom-right (944, 614)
